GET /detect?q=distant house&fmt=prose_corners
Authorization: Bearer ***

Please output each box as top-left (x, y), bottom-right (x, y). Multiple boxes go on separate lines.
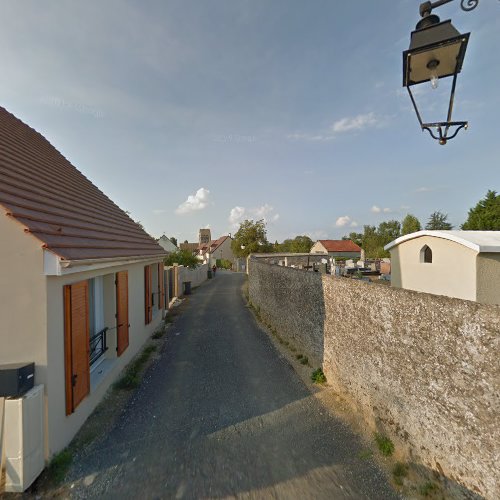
top-left (157, 235), bottom-right (178, 253)
top-left (199, 235), bottom-right (235, 264)
top-left (0, 107), bottom-right (167, 463)
top-left (310, 240), bottom-right (362, 259)
top-left (385, 230), bottom-right (500, 305)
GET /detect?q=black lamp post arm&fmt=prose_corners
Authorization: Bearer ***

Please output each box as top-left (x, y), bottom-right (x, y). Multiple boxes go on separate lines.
top-left (419, 0), bottom-right (479, 17)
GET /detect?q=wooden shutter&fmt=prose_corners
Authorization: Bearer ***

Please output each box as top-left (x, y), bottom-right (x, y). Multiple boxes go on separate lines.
top-left (116, 271), bottom-right (129, 356)
top-left (144, 265), bottom-right (152, 324)
top-left (64, 281), bottom-right (90, 415)
top-left (158, 262), bottom-right (164, 310)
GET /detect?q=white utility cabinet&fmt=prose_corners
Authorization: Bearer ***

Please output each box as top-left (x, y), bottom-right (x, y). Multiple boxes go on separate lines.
top-left (3, 384), bottom-right (45, 492)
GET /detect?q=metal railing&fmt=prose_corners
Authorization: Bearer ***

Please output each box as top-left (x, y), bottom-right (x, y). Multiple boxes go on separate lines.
top-left (89, 327), bottom-right (108, 366)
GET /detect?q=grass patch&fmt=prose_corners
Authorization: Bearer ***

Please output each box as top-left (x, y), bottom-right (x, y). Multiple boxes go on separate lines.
top-left (419, 481), bottom-right (438, 496)
top-left (152, 329), bottom-right (165, 339)
top-left (289, 346), bottom-right (297, 352)
top-left (311, 368), bottom-right (327, 384)
top-left (45, 449), bottom-right (72, 485)
top-left (392, 462), bottom-right (409, 486)
top-left (296, 354), bottom-right (303, 360)
top-left (300, 356), bottom-right (309, 365)
top-left (358, 449), bottom-right (373, 460)
top-left (374, 433), bottom-right (395, 456)
top-left (114, 345), bottom-right (157, 391)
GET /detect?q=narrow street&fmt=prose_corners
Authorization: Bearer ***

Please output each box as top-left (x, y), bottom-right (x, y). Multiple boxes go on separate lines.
top-left (66, 271), bottom-right (398, 499)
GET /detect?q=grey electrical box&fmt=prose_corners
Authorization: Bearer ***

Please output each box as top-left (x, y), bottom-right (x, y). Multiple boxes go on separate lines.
top-left (0, 362), bottom-right (35, 397)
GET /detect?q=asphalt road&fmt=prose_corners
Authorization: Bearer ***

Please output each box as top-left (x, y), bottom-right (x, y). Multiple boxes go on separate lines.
top-left (67, 271), bottom-right (399, 499)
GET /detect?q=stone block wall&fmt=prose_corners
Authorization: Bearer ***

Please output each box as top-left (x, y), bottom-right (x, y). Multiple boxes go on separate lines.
top-left (248, 259), bottom-right (325, 367)
top-left (248, 259), bottom-right (500, 499)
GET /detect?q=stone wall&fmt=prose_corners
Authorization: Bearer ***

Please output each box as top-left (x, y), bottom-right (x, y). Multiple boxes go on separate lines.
top-left (248, 259), bottom-right (325, 366)
top-left (248, 259), bottom-right (500, 499)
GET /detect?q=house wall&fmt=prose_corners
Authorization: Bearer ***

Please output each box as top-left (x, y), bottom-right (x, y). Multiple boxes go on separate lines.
top-left (211, 238), bottom-right (235, 263)
top-left (329, 251), bottom-right (360, 258)
top-left (476, 253), bottom-right (500, 305)
top-left (390, 235), bottom-right (477, 301)
top-left (0, 213), bottom-right (48, 389)
top-left (45, 258), bottom-right (164, 456)
top-left (310, 242), bottom-right (326, 254)
top-left (248, 260), bottom-right (500, 499)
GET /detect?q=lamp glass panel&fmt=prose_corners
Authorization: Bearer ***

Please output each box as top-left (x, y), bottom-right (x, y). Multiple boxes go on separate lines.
top-left (408, 39), bottom-right (464, 85)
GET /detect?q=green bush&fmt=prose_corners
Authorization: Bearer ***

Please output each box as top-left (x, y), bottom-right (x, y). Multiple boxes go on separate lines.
top-left (216, 258), bottom-right (233, 269)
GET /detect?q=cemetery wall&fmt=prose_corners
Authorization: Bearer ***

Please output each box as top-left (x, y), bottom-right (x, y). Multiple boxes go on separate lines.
top-left (248, 259), bottom-right (500, 499)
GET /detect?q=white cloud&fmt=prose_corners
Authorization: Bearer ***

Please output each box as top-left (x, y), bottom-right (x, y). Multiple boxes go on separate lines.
top-left (228, 203), bottom-right (279, 229)
top-left (331, 112), bottom-right (378, 134)
top-left (372, 205), bottom-right (392, 214)
top-left (350, 220), bottom-right (359, 227)
top-left (229, 206), bottom-right (246, 225)
top-left (371, 205), bottom-right (381, 213)
top-left (335, 216), bottom-right (352, 228)
top-left (175, 188), bottom-right (210, 215)
top-left (383, 207), bottom-right (392, 213)
top-left (288, 112), bottom-right (381, 142)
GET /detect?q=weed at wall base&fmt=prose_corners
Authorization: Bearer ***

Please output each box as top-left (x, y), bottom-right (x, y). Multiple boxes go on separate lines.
top-left (392, 462), bottom-right (409, 486)
top-left (46, 448), bottom-right (72, 485)
top-left (374, 433), bottom-right (395, 456)
top-left (113, 345), bottom-right (157, 391)
top-left (311, 368), bottom-right (327, 384)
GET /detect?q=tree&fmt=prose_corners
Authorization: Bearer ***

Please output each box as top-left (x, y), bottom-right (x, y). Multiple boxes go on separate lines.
top-left (359, 221), bottom-right (401, 258)
top-left (278, 235), bottom-right (313, 253)
top-left (461, 190), bottom-right (500, 230)
top-left (231, 219), bottom-right (272, 257)
top-left (425, 211), bottom-right (453, 230)
top-left (169, 236), bottom-right (178, 247)
top-left (401, 214), bottom-right (422, 235)
top-left (342, 232), bottom-right (363, 247)
top-left (377, 220), bottom-right (401, 243)
top-left (164, 250), bottom-right (199, 268)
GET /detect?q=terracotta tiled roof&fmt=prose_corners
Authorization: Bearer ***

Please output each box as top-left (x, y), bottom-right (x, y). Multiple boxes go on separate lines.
top-left (318, 240), bottom-right (361, 252)
top-left (0, 107), bottom-right (166, 261)
top-left (180, 242), bottom-right (199, 253)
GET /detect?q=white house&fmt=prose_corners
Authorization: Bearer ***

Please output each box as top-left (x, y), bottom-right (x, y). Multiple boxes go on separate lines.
top-left (157, 235), bottom-right (179, 253)
top-left (0, 106), bottom-right (168, 462)
top-left (310, 239), bottom-right (362, 259)
top-left (385, 230), bottom-right (500, 305)
top-left (199, 235), bottom-right (235, 265)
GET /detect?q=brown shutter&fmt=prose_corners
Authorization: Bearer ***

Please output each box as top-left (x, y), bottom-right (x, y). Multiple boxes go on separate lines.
top-left (116, 271), bottom-right (129, 356)
top-left (64, 281), bottom-right (90, 415)
top-left (144, 265), bottom-right (152, 324)
top-left (158, 262), bottom-right (164, 310)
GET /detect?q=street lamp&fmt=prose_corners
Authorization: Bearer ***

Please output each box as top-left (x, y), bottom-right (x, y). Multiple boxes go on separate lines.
top-left (403, 0), bottom-right (480, 144)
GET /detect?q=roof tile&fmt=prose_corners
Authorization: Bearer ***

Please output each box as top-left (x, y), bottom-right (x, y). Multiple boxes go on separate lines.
top-left (0, 107), bottom-right (166, 261)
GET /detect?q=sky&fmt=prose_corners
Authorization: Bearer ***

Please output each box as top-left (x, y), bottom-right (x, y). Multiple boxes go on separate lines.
top-left (1, 0), bottom-right (499, 243)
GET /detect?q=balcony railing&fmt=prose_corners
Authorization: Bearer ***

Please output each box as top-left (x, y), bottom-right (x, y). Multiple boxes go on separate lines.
top-left (90, 327), bottom-right (108, 366)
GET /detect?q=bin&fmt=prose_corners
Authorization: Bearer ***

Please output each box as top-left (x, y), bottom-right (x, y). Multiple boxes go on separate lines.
top-left (183, 281), bottom-right (192, 295)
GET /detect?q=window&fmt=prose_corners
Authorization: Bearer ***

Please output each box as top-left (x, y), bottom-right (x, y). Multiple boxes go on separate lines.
top-left (420, 245), bottom-right (433, 263)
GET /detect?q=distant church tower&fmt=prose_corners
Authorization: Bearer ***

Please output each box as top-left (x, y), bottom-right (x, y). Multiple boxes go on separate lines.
top-left (199, 228), bottom-right (211, 246)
